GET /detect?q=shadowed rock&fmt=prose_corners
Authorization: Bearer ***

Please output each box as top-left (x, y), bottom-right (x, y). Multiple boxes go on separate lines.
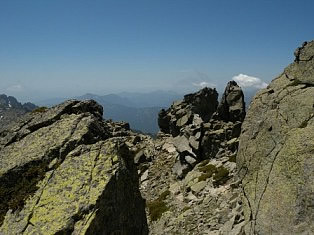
top-left (0, 99), bottom-right (148, 234)
top-left (213, 80), bottom-right (246, 122)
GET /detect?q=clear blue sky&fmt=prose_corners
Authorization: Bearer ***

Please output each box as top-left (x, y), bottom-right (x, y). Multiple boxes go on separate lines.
top-left (1, 0), bottom-right (314, 101)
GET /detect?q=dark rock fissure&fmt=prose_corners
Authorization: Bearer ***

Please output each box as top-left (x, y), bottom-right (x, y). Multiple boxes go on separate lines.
top-left (85, 145), bottom-right (148, 235)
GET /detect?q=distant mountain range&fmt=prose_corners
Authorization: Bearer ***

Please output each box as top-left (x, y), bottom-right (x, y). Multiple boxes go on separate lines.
top-left (0, 94), bottom-right (37, 131)
top-left (75, 94), bottom-right (165, 134)
top-left (2, 88), bottom-right (258, 134)
top-left (36, 91), bottom-right (183, 134)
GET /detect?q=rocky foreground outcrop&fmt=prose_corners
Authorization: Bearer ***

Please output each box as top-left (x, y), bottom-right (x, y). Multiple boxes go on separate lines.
top-left (139, 81), bottom-right (246, 234)
top-left (0, 100), bottom-right (148, 234)
top-left (238, 40), bottom-right (314, 234)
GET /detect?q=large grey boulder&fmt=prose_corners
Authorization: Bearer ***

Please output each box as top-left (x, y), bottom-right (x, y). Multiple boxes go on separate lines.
top-left (0, 100), bottom-right (148, 234)
top-left (237, 40), bottom-right (314, 234)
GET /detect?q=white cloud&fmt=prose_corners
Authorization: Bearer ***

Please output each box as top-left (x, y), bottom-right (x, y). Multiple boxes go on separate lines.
top-left (6, 84), bottom-right (24, 92)
top-left (192, 81), bottom-right (215, 88)
top-left (233, 74), bottom-right (268, 89)
top-left (174, 70), bottom-right (216, 91)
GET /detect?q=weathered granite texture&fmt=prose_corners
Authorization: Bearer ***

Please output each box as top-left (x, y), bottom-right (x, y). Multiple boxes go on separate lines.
top-left (237, 40), bottom-right (314, 234)
top-left (0, 100), bottom-right (148, 235)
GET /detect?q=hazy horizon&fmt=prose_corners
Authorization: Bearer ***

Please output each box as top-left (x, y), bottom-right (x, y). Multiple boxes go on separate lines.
top-left (1, 0), bottom-right (314, 102)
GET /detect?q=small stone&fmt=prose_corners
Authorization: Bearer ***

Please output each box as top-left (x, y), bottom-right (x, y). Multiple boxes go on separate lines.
top-left (191, 181), bottom-right (207, 194)
top-left (177, 114), bottom-right (190, 127)
top-left (140, 170), bottom-right (149, 182)
top-left (134, 150), bottom-right (147, 165)
top-left (189, 136), bottom-right (199, 150)
top-left (169, 182), bottom-right (181, 195)
top-left (185, 155), bottom-right (197, 166)
top-left (173, 135), bottom-right (191, 153)
top-left (162, 142), bottom-right (176, 153)
top-left (192, 114), bottom-right (203, 126)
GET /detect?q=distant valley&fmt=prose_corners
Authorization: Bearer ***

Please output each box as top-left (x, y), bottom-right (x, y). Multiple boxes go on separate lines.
top-left (36, 91), bottom-right (183, 134)
top-left (1, 89), bottom-right (258, 134)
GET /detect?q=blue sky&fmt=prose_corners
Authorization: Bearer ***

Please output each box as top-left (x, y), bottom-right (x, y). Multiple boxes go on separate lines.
top-left (1, 0), bottom-right (314, 101)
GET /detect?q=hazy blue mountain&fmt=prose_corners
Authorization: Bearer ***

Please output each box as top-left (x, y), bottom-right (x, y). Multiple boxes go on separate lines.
top-left (35, 89), bottom-right (257, 134)
top-left (36, 97), bottom-right (68, 107)
top-left (75, 93), bottom-right (162, 133)
top-left (118, 90), bottom-right (183, 107)
top-left (104, 104), bottom-right (161, 134)
top-left (74, 91), bottom-right (184, 133)
top-left (78, 93), bottom-right (136, 107)
top-left (37, 91), bottom-right (176, 134)
top-left (0, 94), bottom-right (37, 131)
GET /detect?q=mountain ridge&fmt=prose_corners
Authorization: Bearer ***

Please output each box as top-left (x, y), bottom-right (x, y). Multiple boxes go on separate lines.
top-left (0, 94), bottom-right (37, 132)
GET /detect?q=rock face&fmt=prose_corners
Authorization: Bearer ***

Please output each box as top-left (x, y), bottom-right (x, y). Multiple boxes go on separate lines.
top-left (159, 82), bottom-right (245, 179)
top-left (237, 41), bottom-right (314, 234)
top-left (158, 87), bottom-right (218, 136)
top-left (0, 100), bottom-right (148, 234)
top-left (0, 94), bottom-right (37, 132)
top-left (138, 82), bottom-right (246, 234)
top-left (213, 80), bottom-right (246, 123)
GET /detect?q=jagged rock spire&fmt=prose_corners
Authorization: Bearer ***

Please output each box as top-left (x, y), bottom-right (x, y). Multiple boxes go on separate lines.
top-left (213, 80), bottom-right (246, 122)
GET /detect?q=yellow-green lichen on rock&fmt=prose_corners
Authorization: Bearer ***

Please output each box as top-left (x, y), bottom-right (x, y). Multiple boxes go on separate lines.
top-left (0, 100), bottom-right (148, 235)
top-left (4, 142), bottom-right (119, 234)
top-left (237, 40), bottom-right (314, 234)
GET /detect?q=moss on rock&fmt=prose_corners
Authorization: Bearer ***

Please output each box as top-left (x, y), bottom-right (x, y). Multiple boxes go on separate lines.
top-left (0, 100), bottom-right (148, 234)
top-left (146, 190), bottom-right (170, 221)
top-left (213, 166), bottom-right (230, 187)
top-left (0, 161), bottom-right (47, 226)
top-left (198, 164), bottom-right (218, 182)
top-left (31, 106), bottom-right (48, 113)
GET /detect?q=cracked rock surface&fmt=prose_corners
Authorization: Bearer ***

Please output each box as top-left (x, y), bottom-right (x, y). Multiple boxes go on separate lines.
top-left (237, 40), bottom-right (314, 234)
top-left (0, 100), bottom-right (148, 234)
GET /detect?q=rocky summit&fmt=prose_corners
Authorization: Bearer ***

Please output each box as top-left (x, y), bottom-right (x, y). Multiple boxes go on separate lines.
top-left (237, 40), bottom-right (314, 234)
top-left (0, 40), bottom-right (313, 235)
top-left (0, 100), bottom-right (148, 234)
